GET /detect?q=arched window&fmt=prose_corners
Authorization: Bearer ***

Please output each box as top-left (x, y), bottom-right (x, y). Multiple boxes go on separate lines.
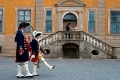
top-left (63, 13), bottom-right (77, 21)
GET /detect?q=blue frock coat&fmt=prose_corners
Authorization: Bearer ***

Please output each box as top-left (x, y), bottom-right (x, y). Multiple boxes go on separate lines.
top-left (31, 39), bottom-right (39, 62)
top-left (15, 30), bottom-right (29, 62)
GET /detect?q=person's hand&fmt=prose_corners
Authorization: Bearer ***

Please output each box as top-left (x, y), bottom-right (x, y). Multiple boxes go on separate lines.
top-left (19, 52), bottom-right (23, 56)
top-left (29, 52), bottom-right (31, 56)
top-left (44, 49), bottom-right (50, 54)
top-left (18, 48), bottom-right (24, 56)
top-left (31, 55), bottom-right (35, 59)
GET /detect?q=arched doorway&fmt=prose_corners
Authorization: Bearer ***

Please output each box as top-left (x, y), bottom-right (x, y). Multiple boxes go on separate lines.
top-left (62, 43), bottom-right (79, 59)
top-left (63, 13), bottom-right (77, 31)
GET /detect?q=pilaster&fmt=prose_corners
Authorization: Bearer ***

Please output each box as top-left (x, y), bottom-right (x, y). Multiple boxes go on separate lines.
top-left (35, 0), bottom-right (43, 31)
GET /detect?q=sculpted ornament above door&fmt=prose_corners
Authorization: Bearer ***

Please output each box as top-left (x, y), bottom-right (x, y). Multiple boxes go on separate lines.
top-left (55, 0), bottom-right (85, 7)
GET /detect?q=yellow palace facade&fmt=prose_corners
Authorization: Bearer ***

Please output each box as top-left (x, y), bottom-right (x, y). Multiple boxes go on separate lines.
top-left (0, 0), bottom-right (120, 58)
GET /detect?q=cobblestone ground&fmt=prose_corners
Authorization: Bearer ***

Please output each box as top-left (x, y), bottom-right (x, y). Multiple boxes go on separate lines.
top-left (0, 57), bottom-right (120, 80)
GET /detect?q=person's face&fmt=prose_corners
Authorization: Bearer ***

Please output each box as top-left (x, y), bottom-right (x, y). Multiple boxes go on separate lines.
top-left (36, 36), bottom-right (40, 39)
top-left (21, 27), bottom-right (26, 31)
top-left (28, 38), bottom-right (31, 41)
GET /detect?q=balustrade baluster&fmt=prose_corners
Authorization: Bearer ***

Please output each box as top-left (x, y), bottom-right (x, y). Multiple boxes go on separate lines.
top-left (100, 43), bottom-right (102, 49)
top-left (96, 41), bottom-right (98, 47)
top-left (103, 44), bottom-right (105, 50)
top-left (91, 37), bottom-right (93, 44)
top-left (85, 34), bottom-right (87, 41)
top-left (90, 37), bottom-right (92, 44)
top-left (101, 43), bottom-right (104, 49)
top-left (60, 32), bottom-right (62, 40)
top-left (108, 46), bottom-right (110, 54)
top-left (94, 39), bottom-right (96, 46)
top-left (54, 35), bottom-right (56, 40)
top-left (80, 31), bottom-right (83, 40)
top-left (88, 35), bottom-right (90, 42)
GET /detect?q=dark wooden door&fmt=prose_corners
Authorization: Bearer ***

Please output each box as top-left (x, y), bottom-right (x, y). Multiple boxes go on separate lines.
top-left (62, 43), bottom-right (79, 59)
top-left (63, 48), bottom-right (78, 58)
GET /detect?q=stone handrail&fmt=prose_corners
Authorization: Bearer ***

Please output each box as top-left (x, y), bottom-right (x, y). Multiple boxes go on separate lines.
top-left (81, 32), bottom-right (116, 57)
top-left (39, 31), bottom-right (116, 58)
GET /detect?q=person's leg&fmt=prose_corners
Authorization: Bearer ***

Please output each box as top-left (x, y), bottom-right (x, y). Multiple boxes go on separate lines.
top-left (41, 57), bottom-right (55, 70)
top-left (36, 59), bottom-right (40, 68)
top-left (65, 33), bottom-right (67, 39)
top-left (23, 61), bottom-right (33, 77)
top-left (17, 63), bottom-right (24, 78)
top-left (32, 61), bottom-right (39, 76)
top-left (68, 33), bottom-right (70, 39)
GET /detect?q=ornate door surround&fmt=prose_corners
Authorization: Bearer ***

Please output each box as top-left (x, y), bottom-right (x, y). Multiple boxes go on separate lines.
top-left (56, 0), bottom-right (85, 31)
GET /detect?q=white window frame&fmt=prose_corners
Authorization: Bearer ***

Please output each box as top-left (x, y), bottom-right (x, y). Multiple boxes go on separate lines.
top-left (87, 8), bottom-right (97, 34)
top-left (44, 7), bottom-right (53, 33)
top-left (15, 7), bottom-right (34, 33)
top-left (0, 7), bottom-right (5, 33)
top-left (108, 9), bottom-right (120, 34)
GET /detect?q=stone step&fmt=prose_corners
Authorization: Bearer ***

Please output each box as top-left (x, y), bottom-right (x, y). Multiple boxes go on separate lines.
top-left (0, 53), bottom-right (15, 57)
top-left (4, 35), bottom-right (14, 37)
top-left (2, 46), bottom-right (16, 50)
top-left (0, 34), bottom-right (31, 57)
top-left (3, 39), bottom-right (15, 43)
top-left (2, 49), bottom-right (15, 53)
top-left (3, 42), bottom-right (16, 45)
top-left (2, 35), bottom-right (16, 54)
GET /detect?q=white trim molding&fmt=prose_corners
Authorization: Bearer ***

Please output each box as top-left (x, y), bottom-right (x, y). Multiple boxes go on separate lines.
top-left (86, 8), bottom-right (97, 34)
top-left (56, 0), bottom-right (85, 7)
top-left (108, 8), bottom-right (120, 34)
top-left (57, 7), bottom-right (84, 31)
top-left (43, 7), bottom-right (54, 33)
top-left (15, 7), bottom-right (34, 33)
top-left (62, 11), bottom-right (78, 20)
top-left (0, 7), bottom-right (5, 33)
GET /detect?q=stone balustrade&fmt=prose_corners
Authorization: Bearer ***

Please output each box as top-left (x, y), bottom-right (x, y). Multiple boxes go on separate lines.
top-left (39, 31), bottom-right (117, 58)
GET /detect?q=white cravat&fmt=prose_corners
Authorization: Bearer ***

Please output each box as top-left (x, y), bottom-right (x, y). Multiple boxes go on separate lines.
top-left (35, 38), bottom-right (38, 41)
top-left (19, 29), bottom-right (24, 33)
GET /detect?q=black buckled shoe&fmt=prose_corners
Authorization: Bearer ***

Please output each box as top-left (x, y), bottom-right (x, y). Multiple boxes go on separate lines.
top-left (52, 66), bottom-right (55, 69)
top-left (26, 75), bottom-right (34, 78)
top-left (17, 76), bottom-right (25, 78)
top-left (33, 74), bottom-right (39, 76)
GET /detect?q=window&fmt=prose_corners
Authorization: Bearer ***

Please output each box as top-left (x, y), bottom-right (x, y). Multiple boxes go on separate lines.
top-left (18, 10), bottom-right (31, 32)
top-left (46, 10), bottom-right (52, 32)
top-left (0, 10), bottom-right (3, 32)
top-left (88, 11), bottom-right (95, 33)
top-left (63, 13), bottom-right (77, 21)
top-left (110, 11), bottom-right (120, 33)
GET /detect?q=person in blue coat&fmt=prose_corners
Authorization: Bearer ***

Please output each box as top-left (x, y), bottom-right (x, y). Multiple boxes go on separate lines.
top-left (14, 22), bottom-right (33, 78)
top-left (31, 31), bottom-right (55, 76)
top-left (65, 23), bottom-right (71, 39)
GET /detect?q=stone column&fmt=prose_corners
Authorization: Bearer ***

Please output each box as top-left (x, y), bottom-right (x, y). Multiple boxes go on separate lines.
top-left (78, 11), bottom-right (83, 31)
top-left (35, 0), bottom-right (43, 31)
top-left (57, 10), bottom-right (62, 31)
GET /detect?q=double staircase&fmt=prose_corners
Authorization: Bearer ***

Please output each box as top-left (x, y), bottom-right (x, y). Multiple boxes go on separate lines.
top-left (39, 31), bottom-right (117, 59)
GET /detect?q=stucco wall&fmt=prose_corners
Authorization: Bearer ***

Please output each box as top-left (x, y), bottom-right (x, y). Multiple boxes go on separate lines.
top-left (43, 0), bottom-right (98, 32)
top-left (0, 0), bottom-right (35, 34)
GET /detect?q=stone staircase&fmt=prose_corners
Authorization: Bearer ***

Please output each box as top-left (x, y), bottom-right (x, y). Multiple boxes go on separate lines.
top-left (39, 31), bottom-right (117, 59)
